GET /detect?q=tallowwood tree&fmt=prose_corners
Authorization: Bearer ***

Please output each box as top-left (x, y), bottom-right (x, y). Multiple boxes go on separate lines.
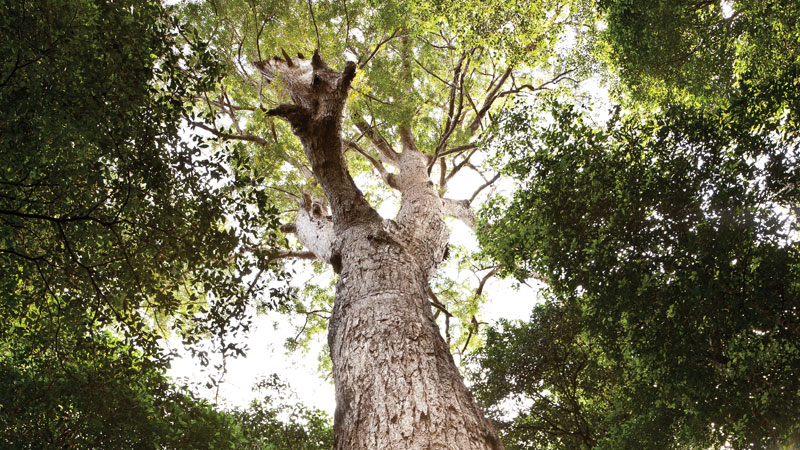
top-left (177, 0), bottom-right (596, 447)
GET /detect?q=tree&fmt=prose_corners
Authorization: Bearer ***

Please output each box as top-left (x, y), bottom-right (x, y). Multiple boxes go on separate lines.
top-left (174, 0), bottom-right (597, 447)
top-left (478, 100), bottom-right (800, 448)
top-left (471, 2), bottom-right (800, 447)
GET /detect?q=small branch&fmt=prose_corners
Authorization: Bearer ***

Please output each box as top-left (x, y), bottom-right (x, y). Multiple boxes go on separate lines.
top-left (411, 55), bottom-right (455, 88)
top-left (456, 266), bottom-right (499, 354)
top-left (307, 0), bottom-right (321, 50)
top-left (468, 68), bottom-right (512, 132)
top-left (190, 122), bottom-right (270, 147)
top-left (460, 316), bottom-right (480, 354)
top-left (437, 144), bottom-right (477, 159)
top-left (342, 0), bottom-right (351, 49)
top-left (444, 147), bottom-right (481, 184)
top-left (427, 286), bottom-right (453, 320)
top-left (265, 185), bottom-right (302, 201)
top-left (351, 87), bottom-right (395, 106)
top-left (360, 29), bottom-right (401, 67)
top-left (469, 172), bottom-right (501, 204)
top-left (434, 51), bottom-right (470, 157)
top-left (495, 69), bottom-right (576, 99)
top-left (475, 266), bottom-right (500, 298)
top-left (197, 98), bottom-right (258, 112)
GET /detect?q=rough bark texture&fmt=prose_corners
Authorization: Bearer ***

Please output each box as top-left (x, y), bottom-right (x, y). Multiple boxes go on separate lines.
top-left (256, 52), bottom-right (504, 450)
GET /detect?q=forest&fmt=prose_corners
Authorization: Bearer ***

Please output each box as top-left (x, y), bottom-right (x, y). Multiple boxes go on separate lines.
top-left (1, 0), bottom-right (798, 448)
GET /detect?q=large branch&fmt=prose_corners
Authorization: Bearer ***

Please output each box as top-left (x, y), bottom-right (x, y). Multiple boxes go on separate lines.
top-left (343, 139), bottom-right (400, 190)
top-left (254, 51), bottom-right (379, 229)
top-left (432, 50), bottom-right (470, 160)
top-left (354, 119), bottom-right (400, 164)
top-left (468, 67), bottom-right (512, 132)
top-left (190, 121), bottom-right (270, 147)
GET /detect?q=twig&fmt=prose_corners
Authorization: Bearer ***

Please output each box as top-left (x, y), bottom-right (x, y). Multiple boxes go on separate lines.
top-left (307, 0), bottom-right (320, 50)
top-left (469, 173), bottom-right (501, 204)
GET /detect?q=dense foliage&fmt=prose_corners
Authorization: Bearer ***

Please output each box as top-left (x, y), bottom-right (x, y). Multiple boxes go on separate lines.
top-left (1, 330), bottom-right (246, 448)
top-left (599, 0), bottom-right (800, 115)
top-left (0, 0), bottom-right (325, 447)
top-left (478, 100), bottom-right (800, 448)
top-left (475, 1), bottom-right (800, 448)
top-left (232, 376), bottom-right (334, 450)
top-left (471, 301), bottom-right (619, 450)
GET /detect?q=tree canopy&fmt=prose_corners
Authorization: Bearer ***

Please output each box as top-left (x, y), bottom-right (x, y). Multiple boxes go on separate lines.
top-left (478, 101), bottom-right (800, 448)
top-left (171, 0), bottom-right (598, 359)
top-left (0, 0), bottom-right (316, 447)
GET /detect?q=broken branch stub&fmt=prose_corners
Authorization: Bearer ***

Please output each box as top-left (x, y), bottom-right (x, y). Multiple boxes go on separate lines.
top-left (253, 50), bottom-right (356, 130)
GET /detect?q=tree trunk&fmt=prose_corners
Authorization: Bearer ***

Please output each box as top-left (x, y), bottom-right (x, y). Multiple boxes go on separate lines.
top-left (256, 52), bottom-right (504, 450)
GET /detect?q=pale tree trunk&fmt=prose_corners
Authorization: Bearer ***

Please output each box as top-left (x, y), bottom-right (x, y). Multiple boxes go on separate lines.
top-left (256, 52), bottom-right (503, 450)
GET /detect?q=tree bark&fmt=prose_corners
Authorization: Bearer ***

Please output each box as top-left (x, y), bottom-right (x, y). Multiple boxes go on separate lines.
top-left (256, 52), bottom-right (503, 450)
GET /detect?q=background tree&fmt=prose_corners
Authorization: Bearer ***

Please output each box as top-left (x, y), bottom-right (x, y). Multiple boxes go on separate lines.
top-left (1, 328), bottom-right (248, 448)
top-left (471, 300), bottom-right (707, 450)
top-left (0, 0), bottom-right (327, 447)
top-left (233, 375), bottom-right (334, 450)
top-left (477, 99), bottom-right (800, 448)
top-left (474, 2), bottom-right (800, 448)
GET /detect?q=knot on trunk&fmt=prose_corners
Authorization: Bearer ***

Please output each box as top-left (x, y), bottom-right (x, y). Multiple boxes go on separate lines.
top-left (285, 193), bottom-right (336, 266)
top-left (330, 237), bottom-right (345, 274)
top-left (301, 192), bottom-right (330, 219)
top-left (366, 228), bottom-right (394, 244)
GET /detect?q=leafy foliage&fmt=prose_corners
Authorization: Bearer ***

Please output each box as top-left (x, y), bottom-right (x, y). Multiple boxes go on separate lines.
top-left (233, 375), bottom-right (333, 450)
top-left (1, 328), bottom-right (247, 449)
top-left (409, 0), bottom-right (598, 68)
top-left (1, 319), bottom-right (333, 449)
top-left (475, 3), bottom-right (800, 445)
top-left (0, 0), bottom-right (293, 358)
top-left (479, 99), bottom-right (800, 448)
top-left (0, 0), bottom-right (308, 447)
top-left (471, 300), bottom-right (706, 450)
top-left (598, 0), bottom-right (800, 120)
